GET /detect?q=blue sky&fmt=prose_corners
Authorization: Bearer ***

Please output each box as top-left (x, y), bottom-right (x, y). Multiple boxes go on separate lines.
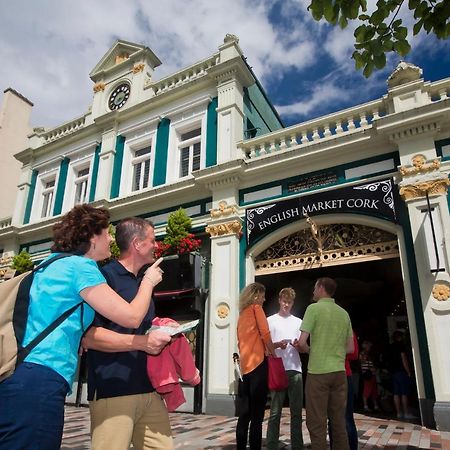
top-left (0, 0), bottom-right (448, 129)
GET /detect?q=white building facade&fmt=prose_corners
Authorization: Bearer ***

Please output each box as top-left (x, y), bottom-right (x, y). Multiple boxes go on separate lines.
top-left (1, 37), bottom-right (450, 431)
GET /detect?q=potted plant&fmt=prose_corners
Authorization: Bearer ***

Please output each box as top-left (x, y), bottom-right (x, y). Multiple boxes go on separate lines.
top-left (154, 208), bottom-right (202, 291)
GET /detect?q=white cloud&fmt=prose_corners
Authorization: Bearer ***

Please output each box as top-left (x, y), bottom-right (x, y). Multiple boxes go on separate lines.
top-left (275, 81), bottom-right (347, 117)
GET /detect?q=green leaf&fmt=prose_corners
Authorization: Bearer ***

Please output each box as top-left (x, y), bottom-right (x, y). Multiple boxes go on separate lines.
top-left (394, 26), bottom-right (408, 39)
top-left (413, 19), bottom-right (424, 35)
top-left (355, 25), bottom-right (367, 42)
top-left (352, 51), bottom-right (366, 70)
top-left (408, 0), bottom-right (420, 8)
top-left (309, 0), bottom-right (325, 20)
top-left (363, 61), bottom-right (375, 77)
top-left (392, 19), bottom-right (402, 28)
top-left (339, 14), bottom-right (348, 28)
top-left (323, 0), bottom-right (335, 22)
top-left (393, 39), bottom-right (412, 56)
top-left (359, 0), bottom-right (368, 11)
top-left (382, 38), bottom-right (394, 51)
top-left (349, 1), bottom-right (360, 19)
top-left (374, 52), bottom-right (387, 69)
top-left (370, 9), bottom-right (386, 25)
top-left (359, 13), bottom-right (370, 20)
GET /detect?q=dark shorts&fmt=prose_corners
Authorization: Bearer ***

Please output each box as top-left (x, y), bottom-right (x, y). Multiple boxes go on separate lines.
top-left (392, 371), bottom-right (411, 396)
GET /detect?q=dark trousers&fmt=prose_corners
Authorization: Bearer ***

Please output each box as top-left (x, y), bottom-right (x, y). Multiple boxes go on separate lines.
top-left (236, 359), bottom-right (268, 450)
top-left (0, 362), bottom-right (69, 450)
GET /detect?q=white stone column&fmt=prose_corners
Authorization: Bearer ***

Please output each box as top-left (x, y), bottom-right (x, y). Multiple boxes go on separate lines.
top-left (204, 178), bottom-right (242, 415)
top-left (12, 163), bottom-right (33, 226)
top-left (398, 148), bottom-right (450, 431)
top-left (94, 128), bottom-right (117, 201)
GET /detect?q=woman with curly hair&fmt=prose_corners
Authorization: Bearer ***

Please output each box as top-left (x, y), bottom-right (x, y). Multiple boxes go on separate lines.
top-left (236, 282), bottom-right (275, 450)
top-left (0, 204), bottom-right (168, 450)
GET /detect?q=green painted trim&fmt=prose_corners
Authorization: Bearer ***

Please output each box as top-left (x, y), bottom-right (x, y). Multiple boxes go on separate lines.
top-left (241, 56), bottom-right (284, 128)
top-left (110, 135), bottom-right (125, 199)
top-left (153, 118), bottom-right (171, 187)
top-left (396, 199), bottom-right (435, 399)
top-left (239, 152), bottom-right (399, 205)
top-left (435, 137), bottom-right (450, 160)
top-left (206, 97), bottom-right (218, 167)
top-left (140, 197), bottom-right (212, 225)
top-left (89, 143), bottom-right (101, 202)
top-left (239, 227), bottom-right (246, 291)
top-left (19, 237), bottom-right (53, 254)
top-left (53, 158), bottom-right (69, 216)
top-left (23, 169), bottom-right (38, 224)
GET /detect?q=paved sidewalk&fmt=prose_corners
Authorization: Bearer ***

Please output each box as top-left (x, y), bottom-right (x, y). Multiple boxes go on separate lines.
top-left (62, 405), bottom-right (450, 449)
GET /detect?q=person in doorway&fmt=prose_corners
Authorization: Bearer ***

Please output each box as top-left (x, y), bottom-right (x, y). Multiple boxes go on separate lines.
top-left (83, 217), bottom-right (173, 450)
top-left (236, 282), bottom-right (276, 450)
top-left (388, 330), bottom-right (415, 419)
top-left (360, 340), bottom-right (380, 413)
top-left (294, 277), bottom-right (354, 450)
top-left (266, 287), bottom-right (304, 450)
top-left (0, 205), bottom-right (164, 450)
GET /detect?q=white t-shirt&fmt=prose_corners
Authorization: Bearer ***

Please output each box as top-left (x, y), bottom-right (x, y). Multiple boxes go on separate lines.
top-left (267, 313), bottom-right (303, 372)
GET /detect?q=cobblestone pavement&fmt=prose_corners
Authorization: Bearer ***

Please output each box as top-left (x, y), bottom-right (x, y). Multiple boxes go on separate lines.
top-left (62, 405), bottom-right (450, 449)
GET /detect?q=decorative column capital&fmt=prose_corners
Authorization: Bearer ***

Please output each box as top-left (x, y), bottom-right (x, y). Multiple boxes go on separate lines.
top-left (398, 154), bottom-right (449, 200)
top-left (93, 82), bottom-right (106, 93)
top-left (206, 219), bottom-right (242, 238)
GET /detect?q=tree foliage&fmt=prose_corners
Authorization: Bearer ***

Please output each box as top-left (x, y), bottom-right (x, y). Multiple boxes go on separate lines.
top-left (308, 0), bottom-right (450, 76)
top-left (11, 250), bottom-right (34, 274)
top-left (108, 224), bottom-right (120, 259)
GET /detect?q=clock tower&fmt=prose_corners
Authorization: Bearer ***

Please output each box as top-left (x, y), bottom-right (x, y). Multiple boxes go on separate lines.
top-left (89, 39), bottom-right (161, 120)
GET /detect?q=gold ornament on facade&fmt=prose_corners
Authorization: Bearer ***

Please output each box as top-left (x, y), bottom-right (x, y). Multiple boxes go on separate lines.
top-left (399, 154), bottom-right (440, 176)
top-left (210, 200), bottom-right (238, 219)
top-left (432, 283), bottom-right (450, 301)
top-left (115, 53), bottom-right (129, 65)
top-left (132, 63), bottom-right (145, 74)
top-left (304, 213), bottom-right (323, 259)
top-left (93, 82), bottom-right (106, 93)
top-left (399, 179), bottom-right (450, 200)
top-left (217, 304), bottom-right (230, 319)
top-left (206, 220), bottom-right (242, 237)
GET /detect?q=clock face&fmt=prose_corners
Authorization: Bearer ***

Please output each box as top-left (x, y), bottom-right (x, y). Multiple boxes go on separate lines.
top-left (108, 83), bottom-right (130, 110)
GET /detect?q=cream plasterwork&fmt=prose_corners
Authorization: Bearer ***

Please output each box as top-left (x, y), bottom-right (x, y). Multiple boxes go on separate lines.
top-left (132, 63), bottom-right (145, 73)
top-left (93, 82), bottom-right (106, 93)
top-left (398, 154), bottom-right (449, 200)
top-left (206, 219), bottom-right (242, 237)
top-left (217, 303), bottom-right (230, 319)
top-left (210, 200), bottom-right (238, 219)
top-left (399, 179), bottom-right (450, 200)
top-left (399, 154), bottom-right (440, 176)
top-left (432, 283), bottom-right (450, 302)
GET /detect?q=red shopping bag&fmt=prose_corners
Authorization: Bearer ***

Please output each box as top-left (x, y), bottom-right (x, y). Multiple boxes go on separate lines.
top-left (267, 356), bottom-right (289, 391)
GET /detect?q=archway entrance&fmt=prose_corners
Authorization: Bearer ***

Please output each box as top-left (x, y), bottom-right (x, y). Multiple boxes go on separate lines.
top-left (254, 223), bottom-right (419, 419)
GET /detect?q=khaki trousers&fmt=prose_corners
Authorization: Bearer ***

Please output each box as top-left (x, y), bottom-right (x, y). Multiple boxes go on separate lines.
top-left (89, 392), bottom-right (173, 450)
top-left (305, 371), bottom-right (349, 450)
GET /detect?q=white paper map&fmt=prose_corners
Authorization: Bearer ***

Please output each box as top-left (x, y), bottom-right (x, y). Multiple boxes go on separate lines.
top-left (147, 319), bottom-right (199, 336)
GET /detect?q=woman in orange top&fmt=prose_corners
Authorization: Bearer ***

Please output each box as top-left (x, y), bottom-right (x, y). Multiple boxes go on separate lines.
top-left (236, 282), bottom-right (275, 450)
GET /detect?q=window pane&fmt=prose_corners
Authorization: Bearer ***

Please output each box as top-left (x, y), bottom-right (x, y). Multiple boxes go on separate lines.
top-left (180, 147), bottom-right (190, 177)
top-left (75, 180), bottom-right (88, 205)
top-left (135, 146), bottom-right (151, 157)
top-left (143, 159), bottom-right (150, 189)
top-left (181, 128), bottom-right (201, 141)
top-left (133, 163), bottom-right (142, 191)
top-left (77, 167), bottom-right (89, 177)
top-left (45, 180), bottom-right (55, 189)
top-left (192, 142), bottom-right (201, 171)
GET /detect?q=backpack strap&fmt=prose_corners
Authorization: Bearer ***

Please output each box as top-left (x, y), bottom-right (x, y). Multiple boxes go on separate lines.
top-left (13, 253), bottom-right (75, 355)
top-left (17, 301), bottom-right (83, 364)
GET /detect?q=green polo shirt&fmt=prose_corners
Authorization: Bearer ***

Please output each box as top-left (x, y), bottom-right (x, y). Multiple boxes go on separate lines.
top-left (300, 298), bottom-right (352, 374)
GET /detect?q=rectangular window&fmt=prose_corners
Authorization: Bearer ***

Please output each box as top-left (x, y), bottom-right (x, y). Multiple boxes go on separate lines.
top-left (132, 145), bottom-right (151, 191)
top-left (74, 167), bottom-right (90, 205)
top-left (41, 179), bottom-right (55, 218)
top-left (179, 128), bottom-right (201, 177)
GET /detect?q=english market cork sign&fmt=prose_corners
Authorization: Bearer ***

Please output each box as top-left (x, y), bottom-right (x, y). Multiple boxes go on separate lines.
top-left (246, 179), bottom-right (397, 247)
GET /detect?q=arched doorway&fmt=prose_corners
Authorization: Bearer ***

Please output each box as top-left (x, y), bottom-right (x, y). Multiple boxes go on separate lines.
top-left (252, 221), bottom-right (420, 419)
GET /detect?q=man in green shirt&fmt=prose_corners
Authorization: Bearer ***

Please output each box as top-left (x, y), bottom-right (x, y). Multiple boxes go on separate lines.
top-left (294, 277), bottom-right (354, 450)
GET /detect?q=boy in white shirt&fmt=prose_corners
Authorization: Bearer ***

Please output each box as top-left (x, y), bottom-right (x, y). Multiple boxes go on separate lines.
top-left (266, 288), bottom-right (304, 450)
